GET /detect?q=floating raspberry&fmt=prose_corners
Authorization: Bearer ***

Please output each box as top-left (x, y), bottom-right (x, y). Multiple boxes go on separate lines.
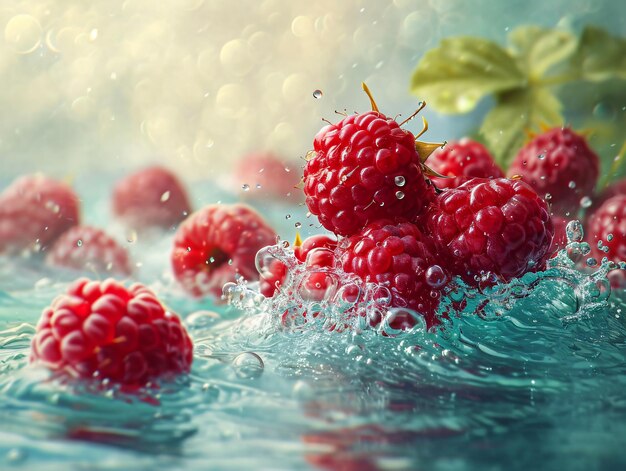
top-left (426, 178), bottom-right (553, 285)
top-left (587, 195), bottom-right (626, 265)
top-left (508, 128), bottom-right (599, 216)
top-left (235, 153), bottom-right (300, 201)
top-left (31, 278), bottom-right (193, 385)
top-left (172, 204), bottom-right (277, 297)
top-left (259, 234), bottom-right (337, 298)
top-left (338, 219), bottom-right (448, 328)
top-left (303, 84), bottom-right (438, 236)
top-left (112, 166), bottom-right (191, 231)
top-left (427, 138), bottom-right (503, 189)
top-left (0, 174), bottom-right (80, 255)
top-left (46, 226), bottom-right (132, 276)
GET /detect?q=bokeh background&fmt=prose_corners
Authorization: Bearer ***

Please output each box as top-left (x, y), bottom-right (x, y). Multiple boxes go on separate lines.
top-left (0, 0), bottom-right (623, 182)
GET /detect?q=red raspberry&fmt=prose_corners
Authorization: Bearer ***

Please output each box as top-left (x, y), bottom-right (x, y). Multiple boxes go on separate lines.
top-left (113, 166), bottom-right (191, 230)
top-left (426, 178), bottom-right (554, 285)
top-left (0, 174), bottom-right (80, 254)
top-left (507, 128), bottom-right (599, 216)
top-left (427, 138), bottom-right (503, 189)
top-left (338, 220), bottom-right (448, 328)
top-left (587, 195), bottom-right (626, 264)
top-left (259, 234), bottom-right (337, 297)
top-left (235, 153), bottom-right (300, 200)
top-left (30, 278), bottom-right (193, 385)
top-left (172, 204), bottom-right (277, 297)
top-left (46, 226), bottom-right (132, 276)
top-left (304, 111), bottom-right (435, 236)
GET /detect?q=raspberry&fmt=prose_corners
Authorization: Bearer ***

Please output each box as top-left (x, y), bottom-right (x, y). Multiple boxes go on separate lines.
top-left (426, 178), bottom-right (554, 285)
top-left (0, 174), bottom-right (80, 255)
top-left (235, 153), bottom-right (299, 200)
top-left (587, 195), bottom-right (626, 264)
top-left (304, 111), bottom-right (435, 236)
top-left (338, 220), bottom-right (448, 328)
top-left (172, 204), bottom-right (277, 297)
top-left (46, 226), bottom-right (132, 276)
top-left (30, 278), bottom-right (193, 385)
top-left (113, 166), bottom-right (191, 230)
top-left (427, 138), bottom-right (503, 189)
top-left (259, 234), bottom-right (337, 297)
top-left (507, 128), bottom-right (599, 216)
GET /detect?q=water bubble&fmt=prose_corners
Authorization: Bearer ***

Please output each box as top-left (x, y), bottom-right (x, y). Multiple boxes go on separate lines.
top-left (395, 191), bottom-right (405, 200)
top-left (231, 352), bottom-right (264, 379)
top-left (566, 220), bottom-right (584, 242)
top-left (5, 15), bottom-right (42, 54)
top-left (126, 230), bottom-right (137, 243)
top-left (294, 222), bottom-right (302, 228)
top-left (285, 214), bottom-right (291, 220)
top-left (312, 89), bottom-right (323, 99)
top-left (607, 234), bottom-right (614, 242)
top-left (425, 265), bottom-right (447, 288)
top-left (6, 448), bottom-right (26, 463)
top-left (76, 239), bottom-right (83, 247)
top-left (580, 196), bottom-right (592, 208)
top-left (586, 257), bottom-right (598, 267)
top-left (568, 181), bottom-right (576, 189)
top-left (160, 191), bottom-right (171, 202)
top-left (537, 153), bottom-right (546, 160)
top-left (394, 176), bottom-right (406, 187)
top-left (242, 184), bottom-right (250, 191)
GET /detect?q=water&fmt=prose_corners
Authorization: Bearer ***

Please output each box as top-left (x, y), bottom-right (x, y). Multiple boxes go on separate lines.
top-left (0, 176), bottom-right (625, 470)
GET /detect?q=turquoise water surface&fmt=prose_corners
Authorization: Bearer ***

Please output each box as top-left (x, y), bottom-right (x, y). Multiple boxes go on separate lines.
top-left (0, 175), bottom-right (625, 471)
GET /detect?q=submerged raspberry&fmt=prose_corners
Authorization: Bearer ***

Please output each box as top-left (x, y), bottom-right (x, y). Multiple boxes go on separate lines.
top-left (0, 174), bottom-right (80, 255)
top-left (46, 226), bottom-right (132, 276)
top-left (426, 178), bottom-right (554, 285)
top-left (508, 128), bottom-right (599, 216)
top-left (304, 111), bottom-right (435, 236)
top-left (172, 204), bottom-right (277, 297)
top-left (428, 138), bottom-right (503, 189)
top-left (339, 220), bottom-right (448, 328)
top-left (30, 278), bottom-right (193, 385)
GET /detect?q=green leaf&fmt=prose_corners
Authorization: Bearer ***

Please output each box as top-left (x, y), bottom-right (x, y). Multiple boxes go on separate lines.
top-left (508, 26), bottom-right (577, 80)
top-left (480, 88), bottom-right (563, 168)
top-left (410, 37), bottom-right (526, 114)
top-left (568, 26), bottom-right (626, 81)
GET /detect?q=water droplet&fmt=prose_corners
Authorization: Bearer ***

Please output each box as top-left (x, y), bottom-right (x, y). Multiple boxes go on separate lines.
top-left (127, 230), bottom-right (137, 244)
top-left (312, 89), bottom-right (323, 99)
top-left (76, 239), bottom-right (83, 247)
top-left (607, 233), bottom-right (614, 242)
top-left (586, 257), bottom-right (598, 267)
top-left (395, 191), bottom-right (405, 200)
top-left (425, 265), bottom-right (447, 288)
top-left (295, 222), bottom-right (302, 228)
top-left (394, 176), bottom-right (406, 187)
top-left (160, 190), bottom-right (171, 202)
top-left (285, 214), bottom-right (291, 220)
top-left (537, 153), bottom-right (546, 160)
top-left (580, 196), bottom-right (592, 208)
top-left (566, 220), bottom-right (584, 242)
top-left (231, 352), bottom-right (264, 379)
top-left (545, 193), bottom-right (552, 201)
top-left (242, 184), bottom-right (250, 191)
top-left (568, 181), bottom-right (576, 189)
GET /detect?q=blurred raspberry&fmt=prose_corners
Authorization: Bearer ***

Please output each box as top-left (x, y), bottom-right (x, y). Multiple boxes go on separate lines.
top-left (235, 153), bottom-right (300, 201)
top-left (0, 174), bottom-right (80, 255)
top-left (31, 278), bottom-right (193, 385)
top-left (428, 138), bottom-right (503, 189)
top-left (508, 128), bottom-right (599, 216)
top-left (46, 226), bottom-right (132, 276)
top-left (113, 166), bottom-right (191, 231)
top-left (172, 204), bottom-right (276, 297)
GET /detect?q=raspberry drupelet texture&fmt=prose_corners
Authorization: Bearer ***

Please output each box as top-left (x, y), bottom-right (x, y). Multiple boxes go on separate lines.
top-left (427, 138), bottom-right (503, 189)
top-left (0, 174), bottom-right (80, 255)
top-left (426, 178), bottom-right (554, 285)
top-left (304, 111), bottom-right (435, 236)
top-left (46, 226), bottom-right (132, 276)
top-left (113, 166), bottom-right (192, 231)
top-left (339, 220), bottom-right (448, 328)
top-left (172, 204), bottom-right (277, 297)
top-left (508, 128), bottom-right (599, 216)
top-left (587, 195), bottom-right (626, 265)
top-left (259, 234), bottom-right (337, 298)
top-left (31, 278), bottom-right (193, 385)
